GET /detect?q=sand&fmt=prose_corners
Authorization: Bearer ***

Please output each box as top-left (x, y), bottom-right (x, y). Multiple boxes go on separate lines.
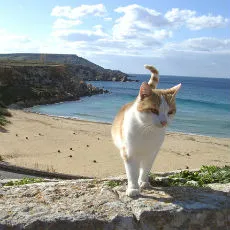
top-left (1, 110), bottom-right (230, 178)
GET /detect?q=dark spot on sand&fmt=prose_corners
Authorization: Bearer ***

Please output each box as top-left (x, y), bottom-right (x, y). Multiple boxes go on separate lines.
top-left (58, 150), bottom-right (61, 153)
top-left (26, 137), bottom-right (29, 140)
top-left (70, 147), bottom-right (73, 150)
top-left (69, 155), bottom-right (73, 158)
top-left (186, 166), bottom-right (189, 169)
top-left (39, 133), bottom-right (42, 136)
top-left (87, 145), bottom-right (89, 147)
top-left (187, 137), bottom-right (196, 141)
top-left (97, 138), bottom-right (100, 140)
top-left (186, 153), bottom-right (190, 156)
top-left (93, 160), bottom-right (97, 163)
top-left (16, 134), bottom-right (18, 136)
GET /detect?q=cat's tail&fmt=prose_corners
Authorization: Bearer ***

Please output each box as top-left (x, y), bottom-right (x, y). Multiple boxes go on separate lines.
top-left (144, 65), bottom-right (159, 89)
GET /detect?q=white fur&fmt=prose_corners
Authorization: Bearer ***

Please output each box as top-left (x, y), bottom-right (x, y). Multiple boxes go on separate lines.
top-left (121, 96), bottom-right (171, 197)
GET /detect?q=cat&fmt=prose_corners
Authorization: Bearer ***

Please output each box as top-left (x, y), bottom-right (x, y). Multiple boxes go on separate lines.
top-left (111, 65), bottom-right (181, 197)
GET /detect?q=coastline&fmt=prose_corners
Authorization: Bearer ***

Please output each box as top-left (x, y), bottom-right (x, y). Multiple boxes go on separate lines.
top-left (24, 108), bottom-right (230, 139)
top-left (1, 109), bottom-right (229, 178)
top-left (23, 108), bottom-right (112, 126)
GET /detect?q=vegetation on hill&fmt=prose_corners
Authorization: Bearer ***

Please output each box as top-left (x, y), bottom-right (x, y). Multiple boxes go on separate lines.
top-left (0, 53), bottom-right (129, 81)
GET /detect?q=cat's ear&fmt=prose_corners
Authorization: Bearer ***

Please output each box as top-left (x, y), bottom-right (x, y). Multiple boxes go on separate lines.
top-left (169, 83), bottom-right (181, 97)
top-left (139, 82), bottom-right (152, 100)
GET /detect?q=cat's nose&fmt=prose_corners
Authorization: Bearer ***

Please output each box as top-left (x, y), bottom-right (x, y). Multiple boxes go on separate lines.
top-left (161, 121), bottom-right (167, 127)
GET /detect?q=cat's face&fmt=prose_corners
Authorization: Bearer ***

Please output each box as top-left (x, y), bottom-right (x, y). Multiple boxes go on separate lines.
top-left (137, 82), bottom-right (181, 128)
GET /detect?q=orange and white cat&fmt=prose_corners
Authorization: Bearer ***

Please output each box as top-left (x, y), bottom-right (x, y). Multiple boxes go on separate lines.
top-left (111, 65), bottom-right (181, 197)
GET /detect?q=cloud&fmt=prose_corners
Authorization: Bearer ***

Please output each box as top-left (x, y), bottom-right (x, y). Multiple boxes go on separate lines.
top-left (165, 37), bottom-right (230, 53)
top-left (50, 4), bottom-right (229, 58)
top-left (114, 5), bottom-right (230, 37)
top-left (113, 4), bottom-right (169, 40)
top-left (2, 3), bottom-right (230, 77)
top-left (52, 25), bottom-right (108, 42)
top-left (165, 8), bottom-right (229, 30)
top-left (187, 15), bottom-right (229, 30)
top-left (53, 19), bottom-right (82, 29)
top-left (51, 4), bottom-right (107, 19)
top-left (51, 4), bottom-right (108, 40)
top-left (182, 37), bottom-right (230, 52)
top-left (165, 8), bottom-right (196, 27)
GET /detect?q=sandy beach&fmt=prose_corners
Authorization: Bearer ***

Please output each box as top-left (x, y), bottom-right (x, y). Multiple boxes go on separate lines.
top-left (0, 110), bottom-right (229, 178)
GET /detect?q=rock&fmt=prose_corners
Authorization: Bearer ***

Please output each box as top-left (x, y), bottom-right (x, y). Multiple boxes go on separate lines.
top-left (120, 76), bottom-right (128, 82)
top-left (0, 178), bottom-right (229, 229)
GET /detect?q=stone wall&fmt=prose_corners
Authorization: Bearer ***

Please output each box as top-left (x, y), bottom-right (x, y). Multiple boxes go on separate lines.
top-left (0, 177), bottom-right (229, 229)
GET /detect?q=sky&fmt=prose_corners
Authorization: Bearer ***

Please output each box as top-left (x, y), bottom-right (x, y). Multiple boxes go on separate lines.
top-left (0, 0), bottom-right (229, 78)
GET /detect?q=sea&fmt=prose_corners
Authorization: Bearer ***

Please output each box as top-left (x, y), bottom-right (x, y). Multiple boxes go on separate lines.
top-left (28, 75), bottom-right (230, 138)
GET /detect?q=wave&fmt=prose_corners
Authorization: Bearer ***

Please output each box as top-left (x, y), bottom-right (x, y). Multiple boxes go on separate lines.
top-left (73, 112), bottom-right (111, 121)
top-left (177, 98), bottom-right (230, 110)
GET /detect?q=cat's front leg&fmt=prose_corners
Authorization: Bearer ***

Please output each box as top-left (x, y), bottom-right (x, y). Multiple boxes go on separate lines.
top-left (138, 153), bottom-right (157, 190)
top-left (122, 148), bottom-right (140, 197)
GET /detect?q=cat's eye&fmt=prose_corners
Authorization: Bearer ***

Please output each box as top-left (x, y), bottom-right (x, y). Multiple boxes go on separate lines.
top-left (168, 110), bottom-right (174, 115)
top-left (151, 109), bottom-right (159, 115)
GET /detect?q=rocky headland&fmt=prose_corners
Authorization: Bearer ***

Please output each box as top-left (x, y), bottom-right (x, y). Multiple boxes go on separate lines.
top-left (0, 53), bottom-right (131, 108)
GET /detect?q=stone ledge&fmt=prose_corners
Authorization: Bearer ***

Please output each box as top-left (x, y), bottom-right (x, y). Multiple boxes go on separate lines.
top-left (0, 179), bottom-right (229, 230)
top-left (0, 162), bottom-right (93, 180)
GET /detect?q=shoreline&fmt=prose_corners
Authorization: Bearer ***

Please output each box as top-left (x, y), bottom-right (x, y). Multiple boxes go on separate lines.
top-left (1, 109), bottom-right (229, 178)
top-left (23, 108), bottom-right (230, 140)
top-left (23, 109), bottom-right (112, 126)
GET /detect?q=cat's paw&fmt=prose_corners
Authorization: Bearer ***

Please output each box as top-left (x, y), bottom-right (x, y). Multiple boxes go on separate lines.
top-left (139, 182), bottom-right (153, 190)
top-left (126, 188), bottom-right (140, 197)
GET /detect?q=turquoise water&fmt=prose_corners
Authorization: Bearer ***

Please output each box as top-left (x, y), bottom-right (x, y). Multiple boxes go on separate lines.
top-left (28, 75), bottom-right (230, 138)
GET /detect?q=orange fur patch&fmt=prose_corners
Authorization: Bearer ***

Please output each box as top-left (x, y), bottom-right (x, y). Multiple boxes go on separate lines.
top-left (111, 102), bottom-right (133, 146)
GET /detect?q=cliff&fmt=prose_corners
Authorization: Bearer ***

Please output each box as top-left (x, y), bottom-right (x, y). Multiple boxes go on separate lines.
top-left (0, 63), bottom-right (107, 108)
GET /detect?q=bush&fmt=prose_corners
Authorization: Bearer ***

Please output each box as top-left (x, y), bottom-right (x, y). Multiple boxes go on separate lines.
top-left (0, 99), bottom-right (11, 126)
top-left (0, 115), bottom-right (10, 126)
